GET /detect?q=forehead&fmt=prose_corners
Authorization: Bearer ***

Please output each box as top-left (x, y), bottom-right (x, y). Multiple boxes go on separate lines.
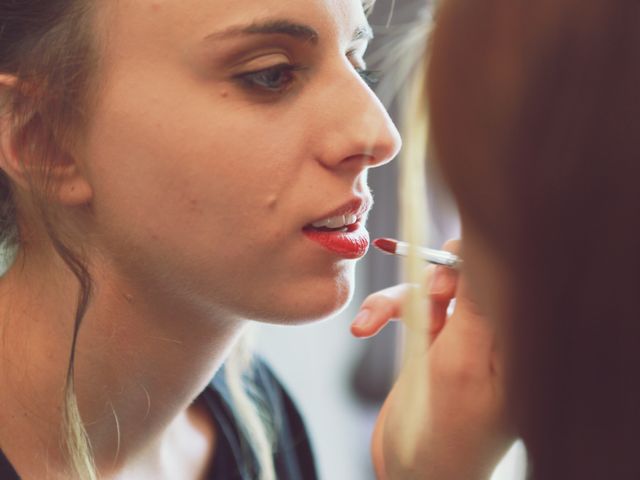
top-left (101, 0), bottom-right (368, 53)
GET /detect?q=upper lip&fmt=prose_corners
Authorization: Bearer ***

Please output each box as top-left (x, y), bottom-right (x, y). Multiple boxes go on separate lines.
top-left (306, 196), bottom-right (374, 226)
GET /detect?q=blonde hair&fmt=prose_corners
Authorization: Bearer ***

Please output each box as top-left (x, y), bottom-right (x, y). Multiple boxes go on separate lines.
top-left (226, 336), bottom-right (277, 480)
top-left (381, 6), bottom-right (435, 467)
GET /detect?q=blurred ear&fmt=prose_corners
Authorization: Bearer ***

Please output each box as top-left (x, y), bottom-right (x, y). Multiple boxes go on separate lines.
top-left (0, 73), bottom-right (93, 207)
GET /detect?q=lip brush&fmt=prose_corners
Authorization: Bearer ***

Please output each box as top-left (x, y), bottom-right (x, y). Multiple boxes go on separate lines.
top-left (373, 237), bottom-right (462, 270)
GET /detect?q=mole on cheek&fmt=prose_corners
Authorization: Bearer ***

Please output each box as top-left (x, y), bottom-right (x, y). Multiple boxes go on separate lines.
top-left (265, 194), bottom-right (278, 209)
top-left (220, 90), bottom-right (229, 98)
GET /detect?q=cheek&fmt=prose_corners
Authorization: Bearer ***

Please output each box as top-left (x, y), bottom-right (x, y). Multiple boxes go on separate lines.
top-left (86, 63), bottom-right (306, 212)
top-left (85, 86), bottom-right (302, 239)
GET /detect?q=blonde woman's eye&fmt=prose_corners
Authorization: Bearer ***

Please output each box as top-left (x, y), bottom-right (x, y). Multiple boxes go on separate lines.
top-left (235, 64), bottom-right (306, 92)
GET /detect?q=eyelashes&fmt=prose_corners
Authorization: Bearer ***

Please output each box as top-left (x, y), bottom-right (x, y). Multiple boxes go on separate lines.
top-left (234, 63), bottom-right (308, 93)
top-left (355, 67), bottom-right (380, 88)
top-left (234, 63), bottom-right (381, 94)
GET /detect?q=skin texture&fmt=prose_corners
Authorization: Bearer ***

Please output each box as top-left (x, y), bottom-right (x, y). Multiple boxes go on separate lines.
top-left (352, 241), bottom-right (514, 480)
top-left (0, 0), bottom-right (400, 478)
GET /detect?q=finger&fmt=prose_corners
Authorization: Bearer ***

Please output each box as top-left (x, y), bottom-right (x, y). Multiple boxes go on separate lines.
top-left (451, 274), bottom-right (486, 320)
top-left (437, 238), bottom-right (485, 319)
top-left (429, 264), bottom-right (457, 299)
top-left (427, 240), bottom-right (462, 344)
top-left (350, 284), bottom-right (410, 338)
top-left (428, 269), bottom-right (456, 344)
top-left (428, 239), bottom-right (461, 305)
top-left (352, 240), bottom-right (461, 340)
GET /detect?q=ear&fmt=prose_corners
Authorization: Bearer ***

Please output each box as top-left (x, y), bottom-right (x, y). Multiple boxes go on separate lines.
top-left (0, 74), bottom-right (93, 207)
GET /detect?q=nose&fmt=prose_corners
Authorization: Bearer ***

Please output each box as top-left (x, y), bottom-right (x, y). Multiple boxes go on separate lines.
top-left (315, 66), bottom-right (402, 172)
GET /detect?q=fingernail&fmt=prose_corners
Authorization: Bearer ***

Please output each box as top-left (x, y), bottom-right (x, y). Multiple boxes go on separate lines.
top-left (352, 309), bottom-right (371, 329)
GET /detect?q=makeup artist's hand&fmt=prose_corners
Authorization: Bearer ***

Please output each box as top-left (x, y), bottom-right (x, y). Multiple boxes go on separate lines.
top-left (351, 240), bottom-right (514, 480)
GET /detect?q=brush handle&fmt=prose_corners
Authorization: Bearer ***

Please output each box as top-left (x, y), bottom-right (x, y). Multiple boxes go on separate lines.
top-left (395, 243), bottom-right (462, 269)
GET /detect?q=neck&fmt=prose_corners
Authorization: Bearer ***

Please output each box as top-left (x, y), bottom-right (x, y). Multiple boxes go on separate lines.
top-left (0, 244), bottom-right (245, 478)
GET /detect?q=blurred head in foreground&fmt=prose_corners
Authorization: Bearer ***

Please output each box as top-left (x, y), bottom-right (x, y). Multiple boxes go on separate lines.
top-left (427, 1), bottom-right (640, 478)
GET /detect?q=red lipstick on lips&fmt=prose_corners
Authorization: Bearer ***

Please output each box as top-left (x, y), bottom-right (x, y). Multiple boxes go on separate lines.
top-left (303, 223), bottom-right (370, 259)
top-left (303, 198), bottom-right (372, 259)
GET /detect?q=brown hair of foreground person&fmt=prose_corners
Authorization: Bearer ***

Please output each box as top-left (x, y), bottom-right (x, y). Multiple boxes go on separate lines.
top-left (427, 1), bottom-right (640, 479)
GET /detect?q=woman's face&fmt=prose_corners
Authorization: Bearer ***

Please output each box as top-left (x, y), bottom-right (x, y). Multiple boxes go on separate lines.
top-left (80, 0), bottom-right (400, 323)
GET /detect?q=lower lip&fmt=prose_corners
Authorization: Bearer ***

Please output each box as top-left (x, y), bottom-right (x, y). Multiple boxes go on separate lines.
top-left (302, 223), bottom-right (370, 259)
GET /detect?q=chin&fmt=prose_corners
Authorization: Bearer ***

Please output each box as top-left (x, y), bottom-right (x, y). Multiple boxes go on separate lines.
top-left (251, 267), bottom-right (356, 326)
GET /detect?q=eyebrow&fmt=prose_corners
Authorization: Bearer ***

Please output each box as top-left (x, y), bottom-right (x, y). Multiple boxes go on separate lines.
top-left (202, 19), bottom-right (374, 45)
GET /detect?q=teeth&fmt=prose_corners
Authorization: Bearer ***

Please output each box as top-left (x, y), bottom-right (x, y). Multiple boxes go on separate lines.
top-left (311, 218), bottom-right (332, 228)
top-left (326, 215), bottom-right (346, 228)
top-left (311, 213), bottom-right (358, 229)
